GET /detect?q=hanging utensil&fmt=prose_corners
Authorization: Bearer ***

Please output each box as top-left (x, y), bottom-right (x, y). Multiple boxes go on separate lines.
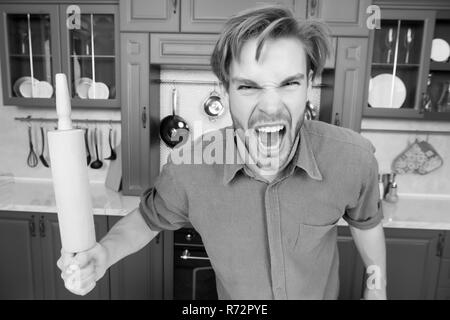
top-left (84, 127), bottom-right (91, 165)
top-left (90, 128), bottom-right (103, 169)
top-left (39, 126), bottom-right (49, 167)
top-left (104, 127), bottom-right (117, 160)
top-left (27, 125), bottom-right (38, 168)
top-left (159, 86), bottom-right (190, 148)
top-left (203, 83), bottom-right (225, 121)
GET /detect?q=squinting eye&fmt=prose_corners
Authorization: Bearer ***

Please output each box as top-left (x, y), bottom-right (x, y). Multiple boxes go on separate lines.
top-left (284, 81), bottom-right (300, 87)
top-left (237, 85), bottom-right (256, 90)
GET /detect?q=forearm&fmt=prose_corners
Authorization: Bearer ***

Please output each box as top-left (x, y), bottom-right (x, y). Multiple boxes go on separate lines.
top-left (350, 222), bottom-right (387, 288)
top-left (99, 208), bottom-right (159, 268)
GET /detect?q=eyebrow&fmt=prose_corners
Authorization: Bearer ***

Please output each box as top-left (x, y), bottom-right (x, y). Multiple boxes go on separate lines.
top-left (231, 73), bottom-right (305, 86)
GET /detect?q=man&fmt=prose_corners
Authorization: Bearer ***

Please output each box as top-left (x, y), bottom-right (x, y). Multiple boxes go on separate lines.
top-left (58, 5), bottom-right (387, 300)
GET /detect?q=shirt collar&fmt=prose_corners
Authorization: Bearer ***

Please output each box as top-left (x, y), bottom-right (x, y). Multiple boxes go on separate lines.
top-left (222, 124), bottom-right (323, 185)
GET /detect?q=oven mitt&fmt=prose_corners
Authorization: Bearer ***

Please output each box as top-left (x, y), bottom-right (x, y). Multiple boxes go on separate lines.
top-left (392, 139), bottom-right (443, 175)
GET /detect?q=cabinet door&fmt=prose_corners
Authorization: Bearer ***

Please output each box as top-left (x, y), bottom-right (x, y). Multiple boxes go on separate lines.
top-left (306, 0), bottom-right (372, 36)
top-left (108, 216), bottom-right (165, 299)
top-left (0, 4), bottom-right (61, 107)
top-left (59, 4), bottom-right (120, 108)
top-left (363, 10), bottom-right (435, 119)
top-left (120, 0), bottom-right (180, 32)
top-left (337, 226), bottom-right (365, 300)
top-left (181, 0), bottom-right (307, 33)
top-left (121, 33), bottom-right (161, 196)
top-left (40, 213), bottom-right (110, 300)
top-left (0, 211), bottom-right (44, 299)
top-left (384, 228), bottom-right (441, 300)
top-left (331, 37), bottom-right (369, 131)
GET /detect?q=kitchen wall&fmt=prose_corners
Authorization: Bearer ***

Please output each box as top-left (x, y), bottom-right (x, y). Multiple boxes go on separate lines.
top-left (361, 119), bottom-right (450, 197)
top-left (162, 69), bottom-right (450, 198)
top-left (0, 62), bottom-right (121, 183)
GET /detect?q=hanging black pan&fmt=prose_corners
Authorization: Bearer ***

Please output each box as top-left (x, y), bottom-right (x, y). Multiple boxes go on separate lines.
top-left (159, 86), bottom-right (190, 148)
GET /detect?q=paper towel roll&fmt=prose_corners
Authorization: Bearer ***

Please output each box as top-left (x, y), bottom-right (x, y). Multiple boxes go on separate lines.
top-left (48, 129), bottom-right (96, 253)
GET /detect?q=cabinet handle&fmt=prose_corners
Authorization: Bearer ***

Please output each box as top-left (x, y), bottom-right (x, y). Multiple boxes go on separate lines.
top-left (309, 0), bottom-right (318, 17)
top-left (172, 0), bottom-right (177, 14)
top-left (155, 233), bottom-right (161, 244)
top-left (180, 249), bottom-right (210, 261)
top-left (437, 233), bottom-right (445, 257)
top-left (29, 215), bottom-right (36, 237)
top-left (141, 106), bottom-right (147, 129)
top-left (334, 112), bottom-right (341, 126)
top-left (39, 216), bottom-right (45, 237)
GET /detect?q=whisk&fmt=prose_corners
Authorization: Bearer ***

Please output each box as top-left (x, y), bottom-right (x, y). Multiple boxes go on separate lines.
top-left (27, 125), bottom-right (38, 168)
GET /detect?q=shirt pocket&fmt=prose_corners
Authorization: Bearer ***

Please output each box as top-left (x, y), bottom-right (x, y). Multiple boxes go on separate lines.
top-left (290, 223), bottom-right (337, 254)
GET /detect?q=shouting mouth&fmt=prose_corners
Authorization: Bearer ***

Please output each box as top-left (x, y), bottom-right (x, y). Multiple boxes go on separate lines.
top-left (254, 124), bottom-right (287, 157)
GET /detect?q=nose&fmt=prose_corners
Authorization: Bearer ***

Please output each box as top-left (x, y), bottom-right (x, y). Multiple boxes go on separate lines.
top-left (256, 87), bottom-right (284, 116)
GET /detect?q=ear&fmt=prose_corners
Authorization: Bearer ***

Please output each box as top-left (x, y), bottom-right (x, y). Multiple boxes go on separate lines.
top-left (307, 69), bottom-right (314, 86)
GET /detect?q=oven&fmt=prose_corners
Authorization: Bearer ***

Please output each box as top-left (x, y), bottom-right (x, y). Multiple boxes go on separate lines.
top-left (173, 227), bottom-right (218, 300)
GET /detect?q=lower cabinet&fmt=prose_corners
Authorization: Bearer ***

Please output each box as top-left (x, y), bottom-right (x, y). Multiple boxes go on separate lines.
top-left (0, 211), bottom-right (164, 300)
top-left (337, 226), bottom-right (445, 300)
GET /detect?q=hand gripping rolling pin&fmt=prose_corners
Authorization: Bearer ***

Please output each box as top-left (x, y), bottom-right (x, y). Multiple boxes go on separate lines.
top-left (48, 73), bottom-right (96, 290)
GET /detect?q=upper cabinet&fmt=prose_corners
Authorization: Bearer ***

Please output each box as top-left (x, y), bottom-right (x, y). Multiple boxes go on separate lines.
top-left (180, 0), bottom-right (307, 33)
top-left (121, 0), bottom-right (370, 35)
top-left (364, 6), bottom-right (450, 121)
top-left (306, 0), bottom-right (372, 36)
top-left (0, 3), bottom-right (119, 108)
top-left (120, 0), bottom-right (180, 32)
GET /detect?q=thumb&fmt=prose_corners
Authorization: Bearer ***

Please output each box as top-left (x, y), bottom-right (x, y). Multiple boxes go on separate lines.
top-left (71, 249), bottom-right (94, 269)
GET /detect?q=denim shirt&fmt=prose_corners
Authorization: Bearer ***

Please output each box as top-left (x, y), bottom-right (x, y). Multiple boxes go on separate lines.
top-left (139, 120), bottom-right (383, 299)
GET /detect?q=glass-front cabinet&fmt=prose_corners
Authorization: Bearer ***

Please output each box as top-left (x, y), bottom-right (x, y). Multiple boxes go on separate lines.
top-left (364, 9), bottom-right (450, 121)
top-left (60, 4), bottom-right (119, 107)
top-left (364, 10), bottom-right (435, 119)
top-left (0, 4), bottom-right (119, 108)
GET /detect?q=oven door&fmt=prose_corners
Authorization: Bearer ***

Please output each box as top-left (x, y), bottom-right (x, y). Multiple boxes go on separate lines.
top-left (174, 245), bottom-right (218, 300)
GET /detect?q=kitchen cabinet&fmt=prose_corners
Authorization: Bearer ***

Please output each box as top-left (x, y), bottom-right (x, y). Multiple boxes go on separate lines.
top-left (0, 2), bottom-right (120, 108)
top-left (0, 211), bottom-right (44, 299)
top-left (40, 213), bottom-right (110, 300)
top-left (180, 0), bottom-right (307, 33)
top-left (306, 0), bottom-right (372, 36)
top-left (121, 33), bottom-right (160, 196)
top-left (327, 37), bottom-right (369, 131)
top-left (383, 228), bottom-right (442, 300)
top-left (337, 226), bottom-right (366, 300)
top-left (0, 211), bottom-right (109, 300)
top-left (436, 231), bottom-right (450, 299)
top-left (363, 3), bottom-right (450, 121)
top-left (108, 216), bottom-right (165, 299)
top-left (120, 0), bottom-right (180, 32)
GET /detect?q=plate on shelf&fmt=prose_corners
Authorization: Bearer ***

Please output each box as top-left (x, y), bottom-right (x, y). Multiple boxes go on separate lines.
top-left (88, 82), bottom-right (109, 99)
top-left (13, 76), bottom-right (35, 97)
top-left (431, 38), bottom-right (450, 62)
top-left (75, 77), bottom-right (93, 99)
top-left (368, 73), bottom-right (407, 109)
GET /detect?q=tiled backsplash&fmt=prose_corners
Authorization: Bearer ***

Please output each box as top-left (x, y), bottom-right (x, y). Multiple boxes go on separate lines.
top-left (361, 118), bottom-right (450, 197)
top-left (0, 63), bottom-right (121, 183)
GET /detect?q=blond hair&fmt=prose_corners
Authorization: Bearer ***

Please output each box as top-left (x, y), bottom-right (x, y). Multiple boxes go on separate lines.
top-left (211, 5), bottom-right (331, 89)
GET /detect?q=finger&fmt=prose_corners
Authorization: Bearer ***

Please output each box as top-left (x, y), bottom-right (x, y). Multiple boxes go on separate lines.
top-left (61, 262), bottom-right (95, 282)
top-left (71, 250), bottom-right (93, 269)
top-left (59, 250), bottom-right (75, 269)
top-left (65, 272), bottom-right (96, 296)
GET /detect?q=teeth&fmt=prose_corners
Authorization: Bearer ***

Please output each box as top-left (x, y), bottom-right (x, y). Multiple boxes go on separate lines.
top-left (257, 125), bottom-right (284, 133)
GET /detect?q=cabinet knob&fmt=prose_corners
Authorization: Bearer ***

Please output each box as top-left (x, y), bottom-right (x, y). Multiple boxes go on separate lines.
top-left (172, 0), bottom-right (178, 14)
top-left (334, 112), bottom-right (341, 126)
top-left (141, 106), bottom-right (147, 129)
top-left (29, 215), bottom-right (36, 237)
top-left (185, 233), bottom-right (193, 241)
top-left (309, 0), bottom-right (318, 17)
top-left (39, 216), bottom-right (46, 237)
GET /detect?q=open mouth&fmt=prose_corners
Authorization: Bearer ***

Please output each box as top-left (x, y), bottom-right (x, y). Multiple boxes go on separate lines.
top-left (254, 124), bottom-right (287, 156)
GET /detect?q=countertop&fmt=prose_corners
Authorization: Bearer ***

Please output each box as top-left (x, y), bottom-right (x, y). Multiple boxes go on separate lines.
top-left (1, 179), bottom-right (450, 230)
top-left (0, 178), bottom-right (140, 216)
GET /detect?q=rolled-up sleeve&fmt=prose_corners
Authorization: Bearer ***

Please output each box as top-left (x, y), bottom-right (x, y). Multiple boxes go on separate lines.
top-left (139, 159), bottom-right (190, 232)
top-left (343, 148), bottom-right (384, 230)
